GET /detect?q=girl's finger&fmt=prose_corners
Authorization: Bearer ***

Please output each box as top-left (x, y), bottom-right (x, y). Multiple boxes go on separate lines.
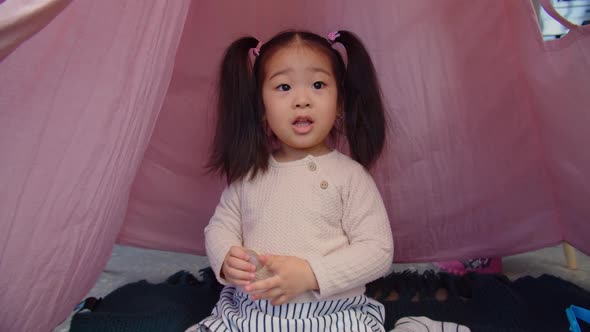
top-left (252, 287), bottom-right (283, 301)
top-left (224, 266), bottom-right (255, 282)
top-left (244, 276), bottom-right (279, 293)
top-left (227, 256), bottom-right (256, 272)
top-left (229, 246), bottom-right (250, 261)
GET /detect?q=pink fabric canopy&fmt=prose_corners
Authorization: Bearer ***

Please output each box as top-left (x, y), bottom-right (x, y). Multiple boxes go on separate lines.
top-left (0, 0), bottom-right (588, 330)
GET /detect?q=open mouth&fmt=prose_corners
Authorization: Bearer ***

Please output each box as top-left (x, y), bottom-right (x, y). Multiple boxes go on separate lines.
top-left (292, 116), bottom-right (313, 127)
top-left (292, 116), bottom-right (314, 134)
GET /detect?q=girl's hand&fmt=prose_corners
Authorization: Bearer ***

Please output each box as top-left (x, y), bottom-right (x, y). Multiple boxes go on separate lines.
top-left (244, 255), bottom-right (319, 305)
top-left (221, 246), bottom-right (257, 286)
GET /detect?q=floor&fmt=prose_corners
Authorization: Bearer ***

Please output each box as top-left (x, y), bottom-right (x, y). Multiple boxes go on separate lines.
top-left (54, 244), bottom-right (590, 331)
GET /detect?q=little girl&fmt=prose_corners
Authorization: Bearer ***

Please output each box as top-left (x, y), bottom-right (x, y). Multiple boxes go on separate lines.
top-left (187, 29), bottom-right (394, 332)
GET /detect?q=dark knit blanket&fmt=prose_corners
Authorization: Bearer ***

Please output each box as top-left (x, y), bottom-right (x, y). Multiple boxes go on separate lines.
top-left (366, 271), bottom-right (590, 332)
top-left (70, 269), bottom-right (590, 332)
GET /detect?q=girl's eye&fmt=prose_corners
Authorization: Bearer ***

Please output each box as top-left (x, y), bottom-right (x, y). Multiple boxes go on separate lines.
top-left (312, 81), bottom-right (326, 89)
top-left (277, 84), bottom-right (291, 92)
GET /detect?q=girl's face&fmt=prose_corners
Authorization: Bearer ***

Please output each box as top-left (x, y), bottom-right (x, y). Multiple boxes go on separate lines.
top-left (262, 43), bottom-right (338, 160)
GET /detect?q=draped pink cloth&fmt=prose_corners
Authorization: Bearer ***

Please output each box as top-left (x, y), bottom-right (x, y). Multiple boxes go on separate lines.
top-left (0, 0), bottom-right (588, 330)
top-left (0, 0), bottom-right (72, 61)
top-left (0, 1), bottom-right (190, 330)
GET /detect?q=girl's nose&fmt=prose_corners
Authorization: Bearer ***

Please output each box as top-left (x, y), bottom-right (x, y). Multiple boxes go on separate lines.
top-left (294, 97), bottom-right (311, 109)
top-left (295, 102), bottom-right (311, 108)
top-left (293, 88), bottom-right (311, 109)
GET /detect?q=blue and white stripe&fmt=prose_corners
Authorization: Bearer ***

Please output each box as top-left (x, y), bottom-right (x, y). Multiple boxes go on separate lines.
top-left (186, 286), bottom-right (385, 332)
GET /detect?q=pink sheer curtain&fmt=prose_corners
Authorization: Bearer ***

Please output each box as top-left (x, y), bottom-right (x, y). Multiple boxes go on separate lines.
top-left (122, 0), bottom-right (589, 262)
top-left (524, 0), bottom-right (590, 253)
top-left (0, 0), bottom-right (72, 61)
top-left (0, 1), bottom-right (189, 330)
top-left (1, 0), bottom-right (589, 330)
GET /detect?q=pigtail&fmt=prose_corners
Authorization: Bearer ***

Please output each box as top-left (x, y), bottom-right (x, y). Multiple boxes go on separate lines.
top-left (208, 36), bottom-right (269, 184)
top-left (333, 31), bottom-right (386, 169)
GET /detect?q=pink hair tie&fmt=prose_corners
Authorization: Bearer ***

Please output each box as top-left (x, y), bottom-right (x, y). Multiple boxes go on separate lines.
top-left (253, 42), bottom-right (262, 56)
top-left (327, 31), bottom-right (340, 43)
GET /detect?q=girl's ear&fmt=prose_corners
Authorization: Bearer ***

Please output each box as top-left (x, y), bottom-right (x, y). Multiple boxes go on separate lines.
top-left (337, 110), bottom-right (345, 132)
top-left (261, 114), bottom-right (273, 138)
top-left (338, 96), bottom-right (345, 119)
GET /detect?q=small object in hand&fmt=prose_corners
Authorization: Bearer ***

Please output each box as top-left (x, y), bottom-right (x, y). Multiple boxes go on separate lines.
top-left (246, 249), bottom-right (264, 271)
top-left (246, 249), bottom-right (273, 281)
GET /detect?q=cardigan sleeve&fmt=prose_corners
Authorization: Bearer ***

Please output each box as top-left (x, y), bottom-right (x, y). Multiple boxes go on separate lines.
top-left (204, 182), bottom-right (244, 285)
top-left (307, 167), bottom-right (394, 299)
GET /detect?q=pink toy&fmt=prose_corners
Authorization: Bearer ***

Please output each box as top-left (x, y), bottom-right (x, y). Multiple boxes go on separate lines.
top-left (435, 257), bottom-right (503, 276)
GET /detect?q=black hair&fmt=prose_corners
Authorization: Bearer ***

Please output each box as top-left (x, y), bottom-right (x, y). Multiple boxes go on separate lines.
top-left (208, 30), bottom-right (386, 184)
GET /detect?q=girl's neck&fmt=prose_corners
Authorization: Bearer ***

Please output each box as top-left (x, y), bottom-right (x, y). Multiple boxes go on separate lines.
top-left (273, 143), bottom-right (332, 162)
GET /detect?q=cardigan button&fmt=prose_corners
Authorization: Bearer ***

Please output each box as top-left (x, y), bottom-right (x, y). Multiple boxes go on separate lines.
top-left (320, 180), bottom-right (329, 189)
top-left (308, 162), bottom-right (317, 171)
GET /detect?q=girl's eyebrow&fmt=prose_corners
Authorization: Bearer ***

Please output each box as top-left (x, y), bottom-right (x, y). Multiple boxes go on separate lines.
top-left (308, 67), bottom-right (331, 76)
top-left (268, 67), bottom-right (332, 80)
top-left (268, 68), bottom-right (293, 80)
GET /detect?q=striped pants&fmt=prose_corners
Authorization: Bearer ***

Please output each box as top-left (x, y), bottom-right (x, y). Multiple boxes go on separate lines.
top-left (185, 286), bottom-right (386, 332)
